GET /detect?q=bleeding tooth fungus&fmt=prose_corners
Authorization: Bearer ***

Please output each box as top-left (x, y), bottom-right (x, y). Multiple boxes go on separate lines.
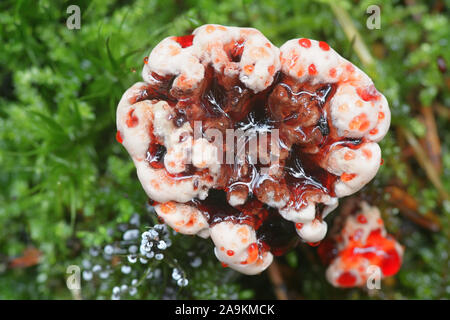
top-left (116, 24), bottom-right (395, 277)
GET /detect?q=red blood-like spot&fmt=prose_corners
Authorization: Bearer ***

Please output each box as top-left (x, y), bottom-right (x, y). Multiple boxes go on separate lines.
top-left (221, 262), bottom-right (228, 268)
top-left (369, 128), bottom-right (378, 135)
top-left (346, 64), bottom-right (355, 73)
top-left (341, 172), bottom-right (356, 181)
top-left (126, 109), bottom-right (139, 128)
top-left (319, 41), bottom-right (330, 51)
top-left (146, 144), bottom-right (167, 169)
top-left (298, 38), bottom-right (311, 48)
top-left (357, 214), bottom-right (367, 224)
top-left (317, 238), bottom-right (338, 265)
top-left (336, 271), bottom-right (357, 287)
top-left (226, 250), bottom-right (235, 256)
top-left (356, 85), bottom-right (380, 102)
top-left (367, 228), bottom-right (383, 241)
top-left (295, 223), bottom-right (303, 230)
top-left (174, 34), bottom-right (194, 48)
top-left (380, 158), bottom-right (384, 165)
top-left (307, 241), bottom-right (321, 247)
top-left (143, 57), bottom-right (148, 64)
top-left (308, 64), bottom-right (317, 75)
top-left (246, 243), bottom-right (259, 264)
top-left (231, 39), bottom-right (245, 62)
top-left (380, 249), bottom-right (401, 276)
top-left (329, 68), bottom-right (337, 78)
top-left (116, 131), bottom-right (123, 144)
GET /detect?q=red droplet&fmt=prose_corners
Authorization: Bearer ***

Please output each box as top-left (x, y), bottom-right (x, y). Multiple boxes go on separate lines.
top-left (246, 243), bottom-right (259, 264)
top-left (174, 34), bottom-right (195, 48)
top-left (336, 271), bottom-right (357, 287)
top-left (126, 109), bottom-right (139, 128)
top-left (143, 57), bottom-right (148, 64)
top-left (367, 228), bottom-right (383, 241)
top-left (329, 68), bottom-right (337, 78)
top-left (357, 214), bottom-right (367, 224)
top-left (308, 64), bottom-right (317, 75)
top-left (380, 158), bottom-right (384, 165)
top-left (298, 38), bottom-right (311, 48)
top-left (226, 250), bottom-right (235, 256)
top-left (115, 131), bottom-right (123, 144)
top-left (307, 241), bottom-right (321, 247)
top-left (380, 249), bottom-right (401, 276)
top-left (369, 128), bottom-right (378, 135)
top-left (295, 223), bottom-right (303, 230)
top-left (356, 85), bottom-right (380, 102)
top-left (319, 41), bottom-right (330, 51)
top-left (346, 63), bottom-right (355, 73)
top-left (221, 262), bottom-right (228, 268)
top-left (317, 239), bottom-right (338, 265)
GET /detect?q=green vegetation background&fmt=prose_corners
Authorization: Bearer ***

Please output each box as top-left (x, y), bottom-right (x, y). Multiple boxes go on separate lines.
top-left (0, 0), bottom-right (449, 299)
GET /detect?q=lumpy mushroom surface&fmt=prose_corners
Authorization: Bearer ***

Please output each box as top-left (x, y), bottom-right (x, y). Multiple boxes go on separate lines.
top-left (322, 201), bottom-right (404, 288)
top-left (116, 24), bottom-right (390, 274)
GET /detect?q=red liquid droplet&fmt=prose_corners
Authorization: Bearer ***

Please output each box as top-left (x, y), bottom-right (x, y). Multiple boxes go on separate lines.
top-left (356, 85), bottom-right (380, 102)
top-left (336, 271), bottom-right (357, 287)
top-left (298, 38), bottom-right (311, 48)
top-left (319, 41), bottom-right (330, 51)
top-left (174, 34), bottom-right (194, 48)
top-left (115, 131), bottom-right (123, 144)
top-left (307, 241), bottom-right (321, 247)
top-left (381, 249), bottom-right (401, 276)
top-left (357, 214), bottom-right (367, 224)
top-left (126, 109), bottom-right (139, 128)
top-left (308, 64), bottom-right (317, 75)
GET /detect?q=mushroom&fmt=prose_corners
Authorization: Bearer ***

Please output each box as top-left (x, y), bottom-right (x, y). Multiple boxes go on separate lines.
top-left (116, 24), bottom-right (391, 275)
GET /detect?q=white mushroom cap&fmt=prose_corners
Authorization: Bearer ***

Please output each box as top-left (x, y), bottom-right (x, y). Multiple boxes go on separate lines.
top-left (326, 202), bottom-right (404, 288)
top-left (296, 219), bottom-right (328, 243)
top-left (326, 142), bottom-right (382, 197)
top-left (210, 221), bottom-right (273, 275)
top-left (143, 24), bottom-right (280, 94)
top-left (154, 202), bottom-right (209, 236)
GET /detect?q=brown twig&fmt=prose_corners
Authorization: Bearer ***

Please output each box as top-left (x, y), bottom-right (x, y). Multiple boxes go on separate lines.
top-left (267, 260), bottom-right (289, 300)
top-left (329, 3), bottom-right (375, 68)
top-left (420, 106), bottom-right (442, 172)
top-left (435, 103), bottom-right (450, 119)
top-left (399, 127), bottom-right (449, 201)
top-left (385, 186), bottom-right (442, 232)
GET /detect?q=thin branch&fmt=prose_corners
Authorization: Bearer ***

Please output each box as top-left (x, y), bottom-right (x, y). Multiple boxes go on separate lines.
top-left (400, 128), bottom-right (449, 201)
top-left (267, 261), bottom-right (289, 300)
top-left (385, 186), bottom-right (442, 232)
top-left (420, 106), bottom-right (442, 172)
top-left (329, 3), bottom-right (374, 68)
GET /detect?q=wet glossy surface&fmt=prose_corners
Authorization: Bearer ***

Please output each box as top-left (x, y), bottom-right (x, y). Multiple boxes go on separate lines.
top-left (136, 38), bottom-right (365, 251)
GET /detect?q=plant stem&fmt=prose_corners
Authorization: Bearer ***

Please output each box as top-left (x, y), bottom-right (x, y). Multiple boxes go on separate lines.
top-left (329, 3), bottom-right (374, 68)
